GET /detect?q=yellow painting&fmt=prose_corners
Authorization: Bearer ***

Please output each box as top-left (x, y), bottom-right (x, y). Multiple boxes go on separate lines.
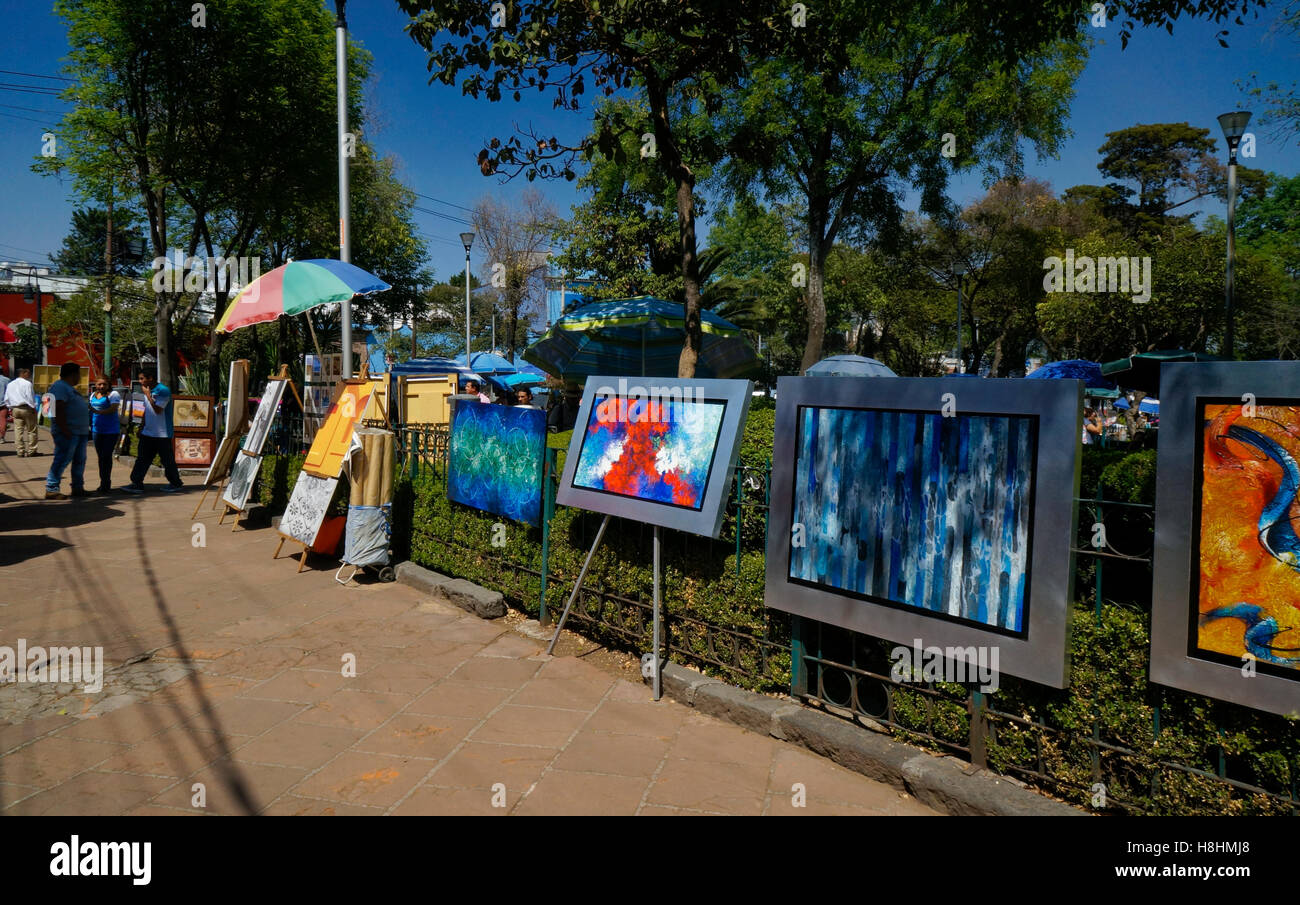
top-left (302, 381), bottom-right (374, 478)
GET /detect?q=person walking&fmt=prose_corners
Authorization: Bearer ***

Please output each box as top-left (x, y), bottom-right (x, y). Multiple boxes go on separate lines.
top-left (88, 376), bottom-right (121, 493)
top-left (4, 368), bottom-right (38, 456)
top-left (0, 370), bottom-right (10, 444)
top-left (124, 367), bottom-right (183, 493)
top-left (45, 362), bottom-right (90, 499)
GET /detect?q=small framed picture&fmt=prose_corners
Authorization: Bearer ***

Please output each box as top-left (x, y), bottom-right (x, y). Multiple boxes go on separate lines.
top-left (174, 434), bottom-right (215, 468)
top-left (173, 395), bottom-right (215, 432)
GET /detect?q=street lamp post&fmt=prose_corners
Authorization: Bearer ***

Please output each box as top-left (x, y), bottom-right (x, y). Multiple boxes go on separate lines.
top-left (460, 232), bottom-right (475, 363)
top-left (1218, 110), bottom-right (1251, 359)
top-left (336, 0), bottom-right (353, 377)
top-left (954, 264), bottom-right (967, 373)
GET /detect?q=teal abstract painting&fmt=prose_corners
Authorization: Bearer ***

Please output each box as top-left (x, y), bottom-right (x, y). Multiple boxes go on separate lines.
top-left (448, 400), bottom-right (547, 526)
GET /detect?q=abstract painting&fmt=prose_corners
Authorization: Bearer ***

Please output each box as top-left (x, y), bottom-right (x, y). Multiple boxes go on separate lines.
top-left (572, 395), bottom-right (726, 511)
top-left (447, 400), bottom-right (546, 526)
top-left (279, 472), bottom-right (339, 547)
top-left (222, 451), bottom-right (261, 512)
top-left (1195, 403), bottom-right (1300, 674)
top-left (556, 377), bottom-right (754, 538)
top-left (1151, 364), bottom-right (1300, 715)
top-left (788, 406), bottom-right (1035, 634)
top-left (764, 377), bottom-right (1081, 688)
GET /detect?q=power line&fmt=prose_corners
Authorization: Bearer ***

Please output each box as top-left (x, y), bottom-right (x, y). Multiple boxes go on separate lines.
top-left (0, 82), bottom-right (63, 96)
top-left (0, 111), bottom-right (58, 126)
top-left (0, 69), bottom-right (73, 83)
top-left (0, 102), bottom-right (66, 116)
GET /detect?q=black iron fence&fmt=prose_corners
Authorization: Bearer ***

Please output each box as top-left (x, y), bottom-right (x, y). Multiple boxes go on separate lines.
top-left (387, 424), bottom-right (1298, 815)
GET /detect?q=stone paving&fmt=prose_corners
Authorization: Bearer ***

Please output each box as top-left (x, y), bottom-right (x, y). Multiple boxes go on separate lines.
top-left (0, 432), bottom-right (938, 816)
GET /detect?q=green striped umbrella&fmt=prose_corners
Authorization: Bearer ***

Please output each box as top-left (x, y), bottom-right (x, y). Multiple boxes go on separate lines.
top-left (523, 296), bottom-right (759, 380)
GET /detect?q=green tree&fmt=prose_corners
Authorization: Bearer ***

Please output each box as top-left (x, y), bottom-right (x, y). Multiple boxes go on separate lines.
top-left (51, 207), bottom-right (148, 278)
top-left (721, 1), bottom-right (1086, 372)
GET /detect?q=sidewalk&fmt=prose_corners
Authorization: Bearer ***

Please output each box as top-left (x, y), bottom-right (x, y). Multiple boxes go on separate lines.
top-left (0, 434), bottom-right (937, 815)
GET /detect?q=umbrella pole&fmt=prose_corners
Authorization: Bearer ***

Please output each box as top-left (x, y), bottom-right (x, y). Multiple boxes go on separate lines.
top-left (304, 313), bottom-right (324, 364)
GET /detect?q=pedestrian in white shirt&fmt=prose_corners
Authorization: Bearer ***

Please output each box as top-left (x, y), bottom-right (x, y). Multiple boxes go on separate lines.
top-left (3, 368), bottom-right (39, 456)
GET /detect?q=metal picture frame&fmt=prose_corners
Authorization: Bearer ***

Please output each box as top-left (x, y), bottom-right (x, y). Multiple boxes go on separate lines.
top-left (764, 376), bottom-right (1082, 688)
top-left (1151, 362), bottom-right (1300, 716)
top-left (556, 376), bottom-right (754, 538)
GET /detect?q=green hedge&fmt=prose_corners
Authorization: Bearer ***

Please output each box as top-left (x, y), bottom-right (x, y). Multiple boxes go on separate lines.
top-left (261, 422), bottom-right (1299, 815)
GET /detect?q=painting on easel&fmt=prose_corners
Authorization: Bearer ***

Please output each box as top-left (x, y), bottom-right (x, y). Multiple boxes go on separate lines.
top-left (222, 452), bottom-right (262, 512)
top-left (303, 380), bottom-right (374, 478)
top-left (244, 379), bottom-right (289, 456)
top-left (278, 472), bottom-right (339, 547)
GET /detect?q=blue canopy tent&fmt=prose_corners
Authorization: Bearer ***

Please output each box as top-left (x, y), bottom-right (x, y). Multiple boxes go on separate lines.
top-left (1115, 396), bottom-right (1159, 415)
top-left (523, 296), bottom-right (759, 380)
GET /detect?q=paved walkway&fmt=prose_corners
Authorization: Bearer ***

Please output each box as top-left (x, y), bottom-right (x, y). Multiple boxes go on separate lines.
top-left (0, 433), bottom-right (936, 816)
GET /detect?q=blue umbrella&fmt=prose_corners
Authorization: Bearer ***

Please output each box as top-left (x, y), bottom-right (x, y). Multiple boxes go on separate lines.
top-left (1115, 397), bottom-right (1159, 414)
top-left (456, 351), bottom-right (521, 376)
top-left (805, 355), bottom-right (897, 378)
top-left (389, 356), bottom-right (485, 389)
top-left (1025, 359), bottom-right (1116, 389)
top-left (485, 371), bottom-right (548, 397)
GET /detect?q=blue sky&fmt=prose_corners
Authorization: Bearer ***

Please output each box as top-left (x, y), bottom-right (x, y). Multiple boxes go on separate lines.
top-left (0, 2), bottom-right (1296, 283)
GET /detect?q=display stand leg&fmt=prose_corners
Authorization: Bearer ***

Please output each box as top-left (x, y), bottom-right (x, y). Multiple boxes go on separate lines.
top-left (211, 478), bottom-right (225, 510)
top-left (191, 486), bottom-right (211, 520)
top-left (273, 537), bottom-right (285, 560)
top-left (297, 544), bottom-right (309, 573)
top-left (653, 524), bottom-right (662, 701)
top-left (545, 515), bottom-right (611, 656)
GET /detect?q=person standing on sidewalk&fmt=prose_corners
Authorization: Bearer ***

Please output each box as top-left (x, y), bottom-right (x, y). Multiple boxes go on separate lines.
top-left (124, 367), bottom-right (183, 493)
top-left (4, 368), bottom-right (38, 456)
top-left (45, 362), bottom-right (90, 500)
top-left (88, 376), bottom-right (121, 493)
top-left (0, 370), bottom-right (10, 444)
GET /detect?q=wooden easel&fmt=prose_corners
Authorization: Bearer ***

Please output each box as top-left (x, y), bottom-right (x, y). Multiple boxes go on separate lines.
top-left (190, 476), bottom-right (226, 519)
top-left (271, 535), bottom-right (314, 573)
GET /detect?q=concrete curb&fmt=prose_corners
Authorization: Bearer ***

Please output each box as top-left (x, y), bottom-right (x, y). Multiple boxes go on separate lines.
top-left (655, 662), bottom-right (1085, 817)
top-left (396, 561), bottom-right (506, 619)
top-left (395, 562), bottom-right (1082, 816)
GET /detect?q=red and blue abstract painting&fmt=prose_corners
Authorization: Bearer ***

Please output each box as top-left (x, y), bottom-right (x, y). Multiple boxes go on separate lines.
top-left (447, 400), bottom-right (547, 526)
top-left (572, 395), bottom-right (726, 511)
top-left (788, 406), bottom-right (1037, 634)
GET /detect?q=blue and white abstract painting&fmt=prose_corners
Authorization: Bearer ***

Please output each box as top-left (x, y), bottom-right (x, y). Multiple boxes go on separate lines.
top-left (788, 407), bottom-right (1036, 633)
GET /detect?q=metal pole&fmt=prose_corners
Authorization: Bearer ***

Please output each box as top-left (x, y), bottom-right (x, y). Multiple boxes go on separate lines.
top-left (653, 523), bottom-right (662, 700)
top-left (336, 0), bottom-right (353, 378)
top-left (539, 447), bottom-right (556, 626)
top-left (546, 514), bottom-right (611, 655)
top-left (104, 195), bottom-right (113, 378)
top-left (465, 250), bottom-right (472, 361)
top-left (36, 272), bottom-right (45, 366)
top-left (1225, 154), bottom-right (1238, 358)
top-left (956, 277), bottom-right (963, 373)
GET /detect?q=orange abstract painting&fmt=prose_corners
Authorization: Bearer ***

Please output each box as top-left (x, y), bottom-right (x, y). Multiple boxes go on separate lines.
top-left (1196, 403), bottom-right (1300, 673)
top-left (303, 381), bottom-right (374, 479)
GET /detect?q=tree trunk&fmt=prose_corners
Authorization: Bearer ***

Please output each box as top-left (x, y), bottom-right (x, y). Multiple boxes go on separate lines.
top-left (646, 79), bottom-right (702, 379)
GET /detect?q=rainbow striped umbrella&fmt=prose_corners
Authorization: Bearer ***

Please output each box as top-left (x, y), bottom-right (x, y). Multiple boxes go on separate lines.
top-left (215, 259), bottom-right (390, 333)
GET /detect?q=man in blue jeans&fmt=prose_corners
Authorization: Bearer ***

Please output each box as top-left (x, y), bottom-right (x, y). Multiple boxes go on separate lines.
top-left (46, 362), bottom-right (90, 500)
top-left (124, 367), bottom-right (183, 493)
